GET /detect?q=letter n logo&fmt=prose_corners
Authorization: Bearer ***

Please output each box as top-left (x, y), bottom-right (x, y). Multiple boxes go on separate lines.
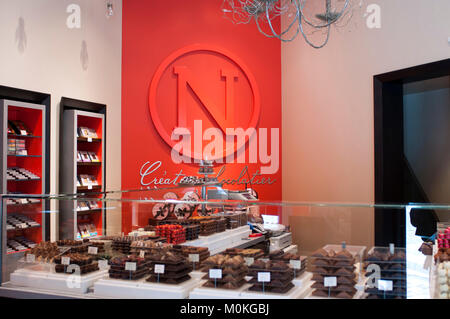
top-left (149, 44), bottom-right (261, 161)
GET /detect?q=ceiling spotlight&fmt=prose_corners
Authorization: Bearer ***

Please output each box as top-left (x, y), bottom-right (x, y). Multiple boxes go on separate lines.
top-left (106, 2), bottom-right (114, 18)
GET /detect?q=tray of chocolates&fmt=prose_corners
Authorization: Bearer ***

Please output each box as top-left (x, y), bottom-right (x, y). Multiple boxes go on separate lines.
top-left (247, 260), bottom-right (295, 293)
top-left (201, 255), bottom-right (248, 289)
top-left (224, 248), bottom-right (265, 259)
top-left (216, 218), bottom-right (227, 233)
top-left (184, 224), bottom-right (201, 241)
top-left (438, 227), bottom-right (450, 249)
top-left (309, 246), bottom-right (358, 299)
top-left (363, 247), bottom-right (407, 299)
top-left (108, 256), bottom-right (151, 280)
top-left (437, 261), bottom-right (450, 299)
top-left (171, 245), bottom-right (210, 267)
top-left (146, 251), bottom-right (192, 284)
top-left (200, 220), bottom-right (218, 236)
top-left (156, 224), bottom-right (186, 244)
top-left (435, 248), bottom-right (450, 263)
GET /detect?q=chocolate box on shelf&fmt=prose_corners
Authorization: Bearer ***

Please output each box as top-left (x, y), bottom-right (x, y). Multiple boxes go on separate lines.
top-left (247, 259), bottom-right (296, 294)
top-left (108, 256), bottom-right (151, 280)
top-left (308, 247), bottom-right (358, 299)
top-left (201, 255), bottom-right (249, 290)
top-left (146, 251), bottom-right (192, 284)
top-left (363, 247), bottom-right (406, 299)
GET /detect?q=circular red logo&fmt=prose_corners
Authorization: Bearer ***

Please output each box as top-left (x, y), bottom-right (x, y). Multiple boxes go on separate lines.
top-left (149, 44), bottom-right (261, 161)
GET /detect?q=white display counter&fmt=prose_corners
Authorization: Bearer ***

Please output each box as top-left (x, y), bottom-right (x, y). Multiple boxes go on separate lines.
top-left (93, 277), bottom-right (204, 299)
top-left (9, 265), bottom-right (108, 294)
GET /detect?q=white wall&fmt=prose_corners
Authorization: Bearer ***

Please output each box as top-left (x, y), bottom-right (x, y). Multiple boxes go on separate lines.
top-left (282, 0), bottom-right (450, 247)
top-left (0, 0), bottom-right (122, 239)
top-left (282, 0), bottom-right (450, 203)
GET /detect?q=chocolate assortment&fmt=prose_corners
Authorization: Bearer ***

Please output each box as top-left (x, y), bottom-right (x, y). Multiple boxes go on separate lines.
top-left (25, 242), bottom-right (61, 262)
top-left (56, 240), bottom-right (88, 253)
top-left (108, 256), bottom-right (150, 280)
top-left (363, 248), bottom-right (406, 299)
top-left (438, 227), bottom-right (450, 249)
top-left (111, 236), bottom-right (142, 254)
top-left (54, 253), bottom-right (99, 274)
top-left (435, 248), bottom-right (450, 263)
top-left (156, 225), bottom-right (186, 244)
top-left (248, 260), bottom-right (295, 293)
top-left (201, 255), bottom-right (248, 289)
top-left (172, 245), bottom-right (210, 268)
top-left (146, 251), bottom-right (192, 284)
top-left (216, 218), bottom-right (227, 233)
top-left (309, 248), bottom-right (357, 299)
top-left (224, 248), bottom-right (265, 260)
top-left (267, 250), bottom-right (307, 278)
top-left (437, 261), bottom-right (450, 299)
top-left (200, 220), bottom-right (218, 236)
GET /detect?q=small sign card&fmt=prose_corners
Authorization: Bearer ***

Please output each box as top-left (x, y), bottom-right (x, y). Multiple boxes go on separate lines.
top-left (209, 269), bottom-right (222, 279)
top-left (324, 276), bottom-right (337, 287)
top-left (139, 250), bottom-right (146, 258)
top-left (258, 272), bottom-right (271, 283)
top-left (290, 260), bottom-right (301, 269)
top-left (88, 247), bottom-right (98, 255)
top-left (378, 280), bottom-right (393, 291)
top-left (244, 257), bottom-right (255, 266)
top-left (26, 254), bottom-right (35, 263)
top-left (189, 254), bottom-right (200, 263)
top-left (154, 264), bottom-right (165, 274)
top-left (61, 257), bottom-right (71, 265)
top-left (125, 262), bottom-right (137, 271)
top-left (98, 260), bottom-right (108, 270)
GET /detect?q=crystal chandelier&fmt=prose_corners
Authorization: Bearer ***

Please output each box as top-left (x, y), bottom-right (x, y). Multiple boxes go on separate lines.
top-left (221, 0), bottom-right (352, 49)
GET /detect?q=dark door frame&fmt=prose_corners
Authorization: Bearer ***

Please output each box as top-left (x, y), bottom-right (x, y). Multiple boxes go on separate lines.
top-left (374, 58), bottom-right (450, 246)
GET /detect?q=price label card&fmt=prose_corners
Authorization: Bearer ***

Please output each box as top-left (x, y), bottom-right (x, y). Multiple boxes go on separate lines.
top-left (154, 264), bottom-right (165, 274)
top-left (26, 254), bottom-right (35, 263)
top-left (20, 130), bottom-right (27, 136)
top-left (87, 137), bottom-right (92, 143)
top-left (98, 260), bottom-right (108, 270)
top-left (258, 272), bottom-right (271, 283)
top-left (389, 243), bottom-right (395, 255)
top-left (260, 258), bottom-right (269, 263)
top-left (378, 280), bottom-right (393, 291)
top-left (88, 184), bottom-right (93, 190)
top-left (324, 276), bottom-right (337, 287)
top-left (189, 254), bottom-right (200, 263)
top-left (139, 250), bottom-right (146, 258)
top-left (244, 257), bottom-right (254, 266)
top-left (18, 223), bottom-right (28, 229)
top-left (209, 269), bottom-right (222, 279)
top-left (61, 257), bottom-right (71, 265)
top-left (20, 199), bottom-right (27, 204)
top-left (88, 247), bottom-right (98, 255)
top-left (125, 262), bottom-right (137, 271)
top-left (290, 260), bottom-right (302, 269)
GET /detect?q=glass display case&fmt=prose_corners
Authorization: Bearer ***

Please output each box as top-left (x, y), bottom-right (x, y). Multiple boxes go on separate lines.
top-left (0, 187), bottom-right (448, 299)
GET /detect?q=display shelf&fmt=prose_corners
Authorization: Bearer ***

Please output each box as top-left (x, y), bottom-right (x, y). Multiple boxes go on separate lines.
top-left (93, 277), bottom-right (204, 299)
top-left (10, 266), bottom-right (109, 294)
top-left (77, 186), bottom-right (102, 192)
top-left (7, 134), bottom-right (42, 139)
top-left (77, 137), bottom-right (102, 143)
top-left (8, 155), bottom-right (42, 158)
top-left (240, 281), bottom-right (312, 299)
top-left (189, 283), bottom-right (252, 299)
top-left (77, 162), bottom-right (102, 167)
top-left (181, 226), bottom-right (253, 255)
top-left (60, 108), bottom-right (105, 240)
top-left (1, 99), bottom-right (46, 283)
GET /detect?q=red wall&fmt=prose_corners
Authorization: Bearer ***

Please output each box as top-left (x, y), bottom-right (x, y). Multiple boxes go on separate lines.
top-left (122, 0), bottom-right (282, 231)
